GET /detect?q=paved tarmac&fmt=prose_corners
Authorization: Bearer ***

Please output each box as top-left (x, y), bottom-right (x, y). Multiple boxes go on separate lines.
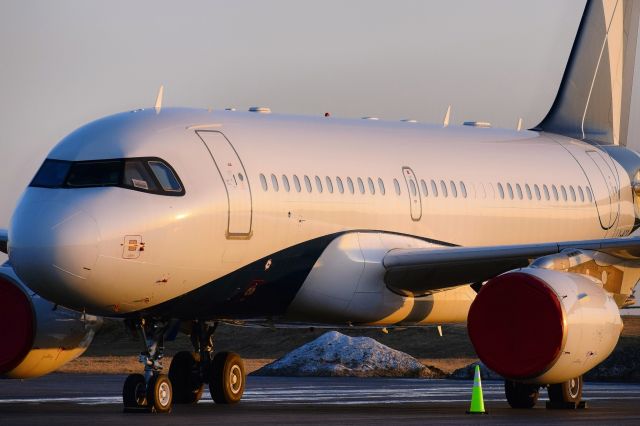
top-left (1, 374), bottom-right (639, 425)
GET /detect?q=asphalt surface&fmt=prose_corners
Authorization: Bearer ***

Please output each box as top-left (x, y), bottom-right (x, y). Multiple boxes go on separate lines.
top-left (1, 374), bottom-right (639, 425)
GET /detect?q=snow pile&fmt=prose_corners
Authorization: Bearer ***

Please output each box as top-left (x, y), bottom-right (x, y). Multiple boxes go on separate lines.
top-left (253, 331), bottom-right (444, 378)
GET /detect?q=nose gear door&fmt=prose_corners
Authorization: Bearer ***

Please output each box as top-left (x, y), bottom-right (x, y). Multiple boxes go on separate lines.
top-left (197, 131), bottom-right (253, 238)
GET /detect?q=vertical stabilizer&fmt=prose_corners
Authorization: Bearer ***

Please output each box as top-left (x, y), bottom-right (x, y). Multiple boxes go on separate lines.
top-left (537, 0), bottom-right (640, 146)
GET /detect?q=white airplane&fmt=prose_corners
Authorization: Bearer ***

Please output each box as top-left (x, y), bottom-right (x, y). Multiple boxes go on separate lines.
top-left (1, 0), bottom-right (639, 414)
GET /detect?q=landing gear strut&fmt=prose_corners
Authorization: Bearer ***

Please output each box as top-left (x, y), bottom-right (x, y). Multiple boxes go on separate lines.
top-left (122, 319), bottom-right (246, 413)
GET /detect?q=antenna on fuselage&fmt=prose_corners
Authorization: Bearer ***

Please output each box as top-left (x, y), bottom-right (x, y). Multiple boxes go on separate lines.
top-left (443, 105), bottom-right (451, 127)
top-left (154, 85), bottom-right (164, 114)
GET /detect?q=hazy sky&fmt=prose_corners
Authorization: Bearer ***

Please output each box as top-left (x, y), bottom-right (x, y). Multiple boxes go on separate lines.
top-left (0, 0), bottom-right (585, 233)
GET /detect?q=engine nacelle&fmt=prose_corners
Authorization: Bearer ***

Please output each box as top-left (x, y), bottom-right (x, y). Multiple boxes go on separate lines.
top-left (0, 264), bottom-right (101, 379)
top-left (468, 267), bottom-right (622, 384)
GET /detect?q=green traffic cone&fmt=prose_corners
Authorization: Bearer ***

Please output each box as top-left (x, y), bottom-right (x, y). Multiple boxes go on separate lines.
top-left (466, 364), bottom-right (488, 414)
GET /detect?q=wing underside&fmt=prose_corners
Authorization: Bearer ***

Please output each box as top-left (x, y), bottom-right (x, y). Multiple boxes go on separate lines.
top-left (383, 236), bottom-right (640, 296)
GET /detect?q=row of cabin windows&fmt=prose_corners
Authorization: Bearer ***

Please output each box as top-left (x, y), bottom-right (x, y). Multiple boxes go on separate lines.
top-left (418, 179), bottom-right (468, 199)
top-left (259, 173), bottom-right (593, 204)
top-left (494, 182), bottom-right (593, 203)
top-left (260, 173), bottom-right (393, 195)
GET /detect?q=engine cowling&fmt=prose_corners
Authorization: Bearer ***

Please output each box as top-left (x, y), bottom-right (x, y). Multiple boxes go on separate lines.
top-left (0, 265), bottom-right (101, 379)
top-left (468, 267), bottom-right (622, 384)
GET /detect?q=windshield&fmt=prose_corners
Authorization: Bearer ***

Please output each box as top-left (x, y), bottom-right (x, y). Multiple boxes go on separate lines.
top-left (30, 157), bottom-right (184, 196)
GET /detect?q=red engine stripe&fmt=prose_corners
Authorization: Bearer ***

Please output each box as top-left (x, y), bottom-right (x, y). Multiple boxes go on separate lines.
top-left (0, 275), bottom-right (35, 374)
top-left (467, 272), bottom-right (565, 379)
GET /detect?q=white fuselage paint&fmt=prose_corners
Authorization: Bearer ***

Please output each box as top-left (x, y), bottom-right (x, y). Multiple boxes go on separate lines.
top-left (8, 108), bottom-right (637, 324)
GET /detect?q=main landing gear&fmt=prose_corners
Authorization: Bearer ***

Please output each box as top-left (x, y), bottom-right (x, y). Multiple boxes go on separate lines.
top-left (504, 376), bottom-right (585, 409)
top-left (122, 319), bottom-right (246, 413)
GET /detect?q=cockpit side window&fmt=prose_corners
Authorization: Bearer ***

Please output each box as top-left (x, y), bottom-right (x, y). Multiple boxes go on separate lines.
top-left (148, 161), bottom-right (181, 192)
top-left (30, 157), bottom-right (184, 196)
top-left (124, 160), bottom-right (158, 191)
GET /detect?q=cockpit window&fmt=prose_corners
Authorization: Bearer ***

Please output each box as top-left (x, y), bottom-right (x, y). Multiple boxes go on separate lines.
top-left (124, 160), bottom-right (158, 191)
top-left (148, 161), bottom-right (182, 192)
top-left (66, 160), bottom-right (121, 187)
top-left (30, 157), bottom-right (184, 196)
top-left (30, 159), bottom-right (71, 188)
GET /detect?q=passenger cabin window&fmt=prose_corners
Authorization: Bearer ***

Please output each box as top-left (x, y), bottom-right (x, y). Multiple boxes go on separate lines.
top-left (271, 174), bottom-right (279, 192)
top-left (460, 181), bottom-right (467, 198)
top-left (347, 177), bottom-right (355, 194)
top-left (534, 184), bottom-right (541, 200)
top-left (578, 186), bottom-right (585, 202)
top-left (357, 178), bottom-right (365, 194)
top-left (260, 174), bottom-right (268, 191)
top-left (293, 175), bottom-right (302, 192)
top-left (394, 179), bottom-right (401, 195)
top-left (420, 180), bottom-right (428, 197)
top-left (449, 180), bottom-right (457, 198)
top-left (30, 157), bottom-right (185, 196)
top-left (336, 176), bottom-right (344, 193)
top-left (326, 177), bottom-right (334, 193)
top-left (431, 180), bottom-right (438, 197)
top-left (506, 183), bottom-right (514, 199)
top-left (368, 177), bottom-right (375, 194)
top-left (543, 185), bottom-right (550, 200)
top-left (497, 183), bottom-right (505, 199)
top-left (552, 185), bottom-right (559, 201)
top-left (439, 180), bottom-right (448, 197)
top-left (409, 179), bottom-right (417, 196)
top-left (586, 186), bottom-right (593, 202)
top-left (378, 178), bottom-right (386, 195)
top-left (515, 184), bottom-right (523, 200)
top-left (569, 186), bottom-right (576, 202)
top-left (561, 185), bottom-right (568, 201)
top-left (304, 175), bottom-right (312, 192)
top-left (524, 184), bottom-right (532, 200)
top-left (315, 176), bottom-right (323, 193)
top-left (282, 175), bottom-right (290, 192)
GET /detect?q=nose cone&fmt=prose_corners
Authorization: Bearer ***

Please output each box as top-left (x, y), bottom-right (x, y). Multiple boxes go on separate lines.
top-left (10, 199), bottom-right (99, 310)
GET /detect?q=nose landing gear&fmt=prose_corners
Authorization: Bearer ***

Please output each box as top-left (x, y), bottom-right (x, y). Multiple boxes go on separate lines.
top-left (123, 318), bottom-right (173, 413)
top-left (122, 319), bottom-right (246, 413)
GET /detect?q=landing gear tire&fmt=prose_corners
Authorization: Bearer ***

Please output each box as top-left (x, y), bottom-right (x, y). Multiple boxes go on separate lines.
top-left (210, 351), bottom-right (245, 404)
top-left (147, 374), bottom-right (173, 413)
top-left (169, 351), bottom-right (204, 404)
top-left (548, 376), bottom-right (583, 406)
top-left (123, 373), bottom-right (148, 410)
top-left (505, 380), bottom-right (539, 408)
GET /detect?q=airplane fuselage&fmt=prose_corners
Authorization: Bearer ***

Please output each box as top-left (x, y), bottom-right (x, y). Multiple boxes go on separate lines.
top-left (8, 108), bottom-right (638, 324)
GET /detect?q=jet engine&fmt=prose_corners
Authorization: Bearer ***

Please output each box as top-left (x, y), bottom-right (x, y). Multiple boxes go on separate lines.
top-left (0, 264), bottom-right (101, 379)
top-left (467, 267), bottom-right (622, 385)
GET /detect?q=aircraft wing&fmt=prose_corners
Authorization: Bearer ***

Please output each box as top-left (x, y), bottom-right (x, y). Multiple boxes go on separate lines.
top-left (0, 228), bottom-right (7, 254)
top-left (383, 236), bottom-right (640, 296)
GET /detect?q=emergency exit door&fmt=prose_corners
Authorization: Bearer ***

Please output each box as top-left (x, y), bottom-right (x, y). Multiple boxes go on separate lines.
top-left (197, 131), bottom-right (252, 237)
top-left (402, 167), bottom-right (422, 221)
top-left (586, 150), bottom-right (620, 230)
